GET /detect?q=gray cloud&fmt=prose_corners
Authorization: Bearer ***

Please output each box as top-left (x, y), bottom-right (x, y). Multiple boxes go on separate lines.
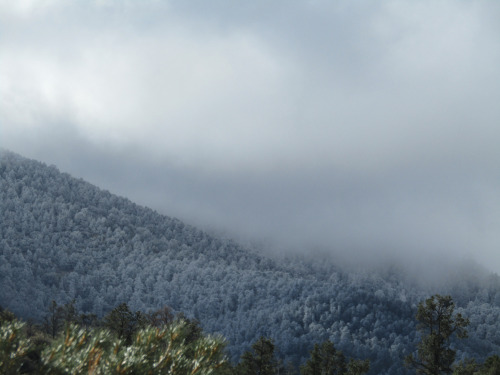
top-left (1, 0), bottom-right (500, 272)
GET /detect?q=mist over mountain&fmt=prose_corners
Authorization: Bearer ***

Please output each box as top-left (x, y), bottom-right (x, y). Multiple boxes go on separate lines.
top-left (3, 1), bottom-right (500, 275)
top-left (2, 2), bottom-right (499, 372)
top-left (1, 150), bottom-right (500, 374)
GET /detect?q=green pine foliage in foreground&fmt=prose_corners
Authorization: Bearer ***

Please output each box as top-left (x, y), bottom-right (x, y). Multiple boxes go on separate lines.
top-left (2, 295), bottom-right (500, 374)
top-left (1, 305), bottom-right (228, 374)
top-left (0, 320), bottom-right (32, 374)
top-left (43, 323), bottom-right (226, 375)
top-left (0, 301), bottom-right (370, 374)
top-left (1, 319), bottom-right (227, 374)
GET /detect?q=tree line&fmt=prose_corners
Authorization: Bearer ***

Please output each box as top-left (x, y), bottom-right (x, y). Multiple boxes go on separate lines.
top-left (2, 294), bottom-right (500, 374)
top-left (0, 300), bottom-right (370, 374)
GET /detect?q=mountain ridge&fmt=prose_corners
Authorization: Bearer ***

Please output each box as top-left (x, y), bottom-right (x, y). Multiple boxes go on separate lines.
top-left (1, 150), bottom-right (500, 374)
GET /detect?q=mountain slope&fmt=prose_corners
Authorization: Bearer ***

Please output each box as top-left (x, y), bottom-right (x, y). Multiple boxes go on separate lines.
top-left (1, 150), bottom-right (500, 374)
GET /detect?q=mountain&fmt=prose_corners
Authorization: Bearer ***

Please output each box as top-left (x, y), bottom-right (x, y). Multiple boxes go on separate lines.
top-left (1, 150), bottom-right (500, 374)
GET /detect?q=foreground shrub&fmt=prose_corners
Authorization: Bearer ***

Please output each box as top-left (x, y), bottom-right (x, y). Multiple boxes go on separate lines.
top-left (0, 320), bottom-right (33, 374)
top-left (42, 320), bottom-right (227, 374)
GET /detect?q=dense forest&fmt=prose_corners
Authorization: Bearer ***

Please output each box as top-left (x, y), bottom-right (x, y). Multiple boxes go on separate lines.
top-left (1, 150), bottom-right (500, 374)
top-left (1, 300), bottom-right (372, 374)
top-left (3, 295), bottom-right (499, 374)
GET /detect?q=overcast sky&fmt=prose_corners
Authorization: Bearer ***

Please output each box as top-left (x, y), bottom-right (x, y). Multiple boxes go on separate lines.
top-left (2, 0), bottom-right (500, 272)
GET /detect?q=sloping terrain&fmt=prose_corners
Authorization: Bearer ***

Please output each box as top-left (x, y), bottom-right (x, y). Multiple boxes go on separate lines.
top-left (1, 150), bottom-right (500, 374)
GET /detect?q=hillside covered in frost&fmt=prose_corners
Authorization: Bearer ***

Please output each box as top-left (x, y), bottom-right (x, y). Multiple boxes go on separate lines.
top-left (1, 150), bottom-right (500, 374)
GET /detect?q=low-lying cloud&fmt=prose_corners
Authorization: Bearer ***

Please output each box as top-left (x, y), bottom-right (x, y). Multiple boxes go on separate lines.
top-left (2, 0), bottom-right (500, 272)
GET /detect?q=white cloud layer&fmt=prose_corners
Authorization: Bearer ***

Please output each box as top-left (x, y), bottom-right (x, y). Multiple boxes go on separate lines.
top-left (2, 0), bottom-right (500, 271)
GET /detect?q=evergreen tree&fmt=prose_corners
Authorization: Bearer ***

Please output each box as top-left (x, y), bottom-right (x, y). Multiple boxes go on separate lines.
top-left (41, 320), bottom-right (227, 374)
top-left (79, 312), bottom-right (99, 329)
top-left (346, 359), bottom-right (370, 375)
top-left (405, 295), bottom-right (469, 375)
top-left (301, 340), bottom-right (368, 375)
top-left (452, 359), bottom-right (478, 375)
top-left (453, 355), bottom-right (500, 375)
top-left (60, 299), bottom-right (78, 327)
top-left (0, 306), bottom-right (16, 325)
top-left (237, 336), bottom-right (277, 375)
top-left (148, 306), bottom-right (174, 327)
top-left (103, 302), bottom-right (146, 344)
top-left (301, 343), bottom-right (322, 375)
top-left (175, 312), bottom-right (203, 345)
top-left (481, 355), bottom-right (500, 375)
top-left (0, 320), bottom-right (32, 375)
top-left (43, 300), bottom-right (62, 339)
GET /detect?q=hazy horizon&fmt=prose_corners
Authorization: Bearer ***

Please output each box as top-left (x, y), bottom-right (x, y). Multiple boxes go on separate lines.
top-left (2, 1), bottom-right (500, 272)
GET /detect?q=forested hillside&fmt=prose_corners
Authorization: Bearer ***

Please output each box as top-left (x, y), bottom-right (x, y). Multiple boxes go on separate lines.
top-left (1, 150), bottom-right (500, 374)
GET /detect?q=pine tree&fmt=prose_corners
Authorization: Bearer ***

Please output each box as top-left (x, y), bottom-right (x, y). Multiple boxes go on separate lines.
top-left (452, 358), bottom-right (478, 375)
top-left (0, 320), bottom-right (32, 375)
top-left (103, 302), bottom-right (146, 344)
top-left (481, 355), bottom-right (500, 375)
top-left (237, 336), bottom-right (277, 375)
top-left (41, 320), bottom-right (227, 374)
top-left (301, 340), bottom-right (368, 375)
top-left (405, 295), bottom-right (469, 375)
top-left (43, 300), bottom-right (62, 339)
top-left (300, 343), bottom-right (322, 375)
